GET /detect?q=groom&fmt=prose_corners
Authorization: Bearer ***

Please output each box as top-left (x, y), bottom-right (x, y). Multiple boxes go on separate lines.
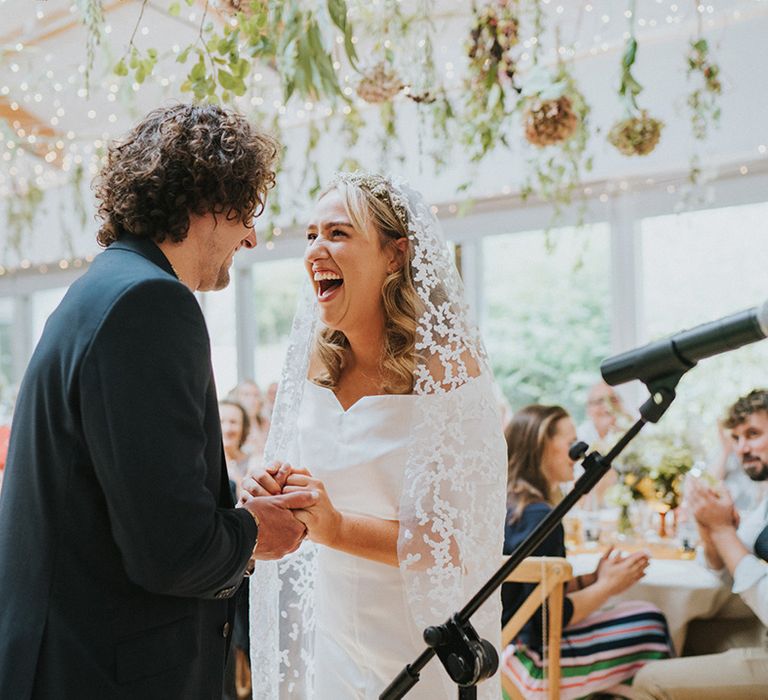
top-left (0, 104), bottom-right (313, 699)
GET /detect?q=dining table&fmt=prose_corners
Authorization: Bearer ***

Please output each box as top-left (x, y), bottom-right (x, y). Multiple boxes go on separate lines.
top-left (567, 541), bottom-right (759, 653)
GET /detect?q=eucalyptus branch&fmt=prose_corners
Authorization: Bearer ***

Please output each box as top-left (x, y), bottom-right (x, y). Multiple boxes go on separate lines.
top-left (77, 0), bottom-right (106, 95)
top-left (114, 0), bottom-right (158, 84)
top-left (127, 0), bottom-right (150, 51)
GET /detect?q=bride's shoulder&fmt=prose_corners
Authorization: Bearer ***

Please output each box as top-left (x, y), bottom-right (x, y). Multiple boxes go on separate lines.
top-left (420, 348), bottom-right (483, 392)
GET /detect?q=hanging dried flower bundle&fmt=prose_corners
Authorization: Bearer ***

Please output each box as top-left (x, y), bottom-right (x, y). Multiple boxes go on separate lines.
top-left (520, 66), bottom-right (581, 148)
top-left (608, 110), bottom-right (664, 156)
top-left (461, 0), bottom-right (521, 161)
top-left (467, 0), bottom-right (520, 85)
top-left (523, 95), bottom-right (578, 147)
top-left (519, 62), bottom-right (592, 230)
top-left (608, 32), bottom-right (664, 157)
top-left (356, 62), bottom-right (405, 104)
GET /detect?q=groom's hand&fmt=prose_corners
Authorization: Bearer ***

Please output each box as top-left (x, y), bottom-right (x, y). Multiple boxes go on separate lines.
top-left (241, 490), bottom-right (317, 560)
top-left (241, 462), bottom-right (311, 497)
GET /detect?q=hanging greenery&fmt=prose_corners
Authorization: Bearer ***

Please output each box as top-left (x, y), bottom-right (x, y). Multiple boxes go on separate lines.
top-left (76, 0), bottom-right (106, 94)
top-left (518, 9), bottom-right (591, 230)
top-left (50, 0), bottom-right (740, 246)
top-left (520, 64), bottom-right (591, 226)
top-left (461, 0), bottom-right (521, 162)
top-left (5, 181), bottom-right (45, 259)
top-left (607, 1), bottom-right (664, 157)
top-left (118, 0), bottom-right (360, 104)
top-left (686, 37), bottom-right (722, 141)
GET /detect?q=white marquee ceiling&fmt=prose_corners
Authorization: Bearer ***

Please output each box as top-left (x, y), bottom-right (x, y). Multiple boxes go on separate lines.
top-left (0, 0), bottom-right (767, 271)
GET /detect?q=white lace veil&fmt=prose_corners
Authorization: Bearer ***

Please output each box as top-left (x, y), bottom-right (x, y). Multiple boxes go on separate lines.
top-left (249, 173), bottom-right (507, 699)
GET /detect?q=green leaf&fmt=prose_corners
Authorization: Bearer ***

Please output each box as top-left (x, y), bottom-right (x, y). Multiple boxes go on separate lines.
top-left (327, 0), bottom-right (347, 32)
top-left (622, 38), bottom-right (637, 70)
top-left (218, 70), bottom-right (237, 90)
top-left (177, 46), bottom-right (191, 63)
top-left (235, 57), bottom-right (251, 78)
top-left (147, 48), bottom-right (157, 61)
top-left (168, 1), bottom-right (181, 17)
top-left (343, 28), bottom-right (358, 68)
top-left (190, 59), bottom-right (206, 81)
top-left (114, 58), bottom-right (128, 77)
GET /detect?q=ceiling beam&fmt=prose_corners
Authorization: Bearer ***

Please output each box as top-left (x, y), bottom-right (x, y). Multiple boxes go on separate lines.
top-left (0, 0), bottom-right (128, 51)
top-left (0, 98), bottom-right (64, 167)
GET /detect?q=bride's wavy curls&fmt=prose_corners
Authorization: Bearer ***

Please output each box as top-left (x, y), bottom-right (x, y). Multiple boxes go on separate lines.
top-left (314, 177), bottom-right (422, 395)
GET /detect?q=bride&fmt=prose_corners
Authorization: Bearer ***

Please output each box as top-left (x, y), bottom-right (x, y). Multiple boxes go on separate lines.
top-left (244, 172), bottom-right (507, 699)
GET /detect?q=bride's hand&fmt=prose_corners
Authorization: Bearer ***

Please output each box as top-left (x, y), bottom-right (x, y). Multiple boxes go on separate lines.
top-left (283, 473), bottom-right (341, 547)
top-left (240, 461), bottom-right (311, 500)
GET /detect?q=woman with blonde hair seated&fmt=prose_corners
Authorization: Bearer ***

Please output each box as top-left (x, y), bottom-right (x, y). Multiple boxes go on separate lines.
top-left (502, 404), bottom-right (674, 699)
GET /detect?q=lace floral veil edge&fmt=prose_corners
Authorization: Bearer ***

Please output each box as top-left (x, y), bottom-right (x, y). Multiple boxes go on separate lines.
top-left (249, 173), bottom-right (507, 700)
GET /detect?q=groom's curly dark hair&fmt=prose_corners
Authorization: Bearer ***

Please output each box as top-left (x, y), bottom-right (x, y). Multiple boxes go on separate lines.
top-left (93, 102), bottom-right (279, 247)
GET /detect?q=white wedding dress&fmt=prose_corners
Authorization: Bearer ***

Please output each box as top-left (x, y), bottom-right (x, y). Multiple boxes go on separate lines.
top-left (296, 379), bottom-right (451, 699)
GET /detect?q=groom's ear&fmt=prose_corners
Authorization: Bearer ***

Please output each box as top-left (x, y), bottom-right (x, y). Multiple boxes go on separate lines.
top-left (387, 237), bottom-right (409, 273)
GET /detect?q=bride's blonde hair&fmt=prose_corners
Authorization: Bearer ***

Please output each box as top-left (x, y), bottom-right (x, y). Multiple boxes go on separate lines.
top-left (313, 176), bottom-right (422, 395)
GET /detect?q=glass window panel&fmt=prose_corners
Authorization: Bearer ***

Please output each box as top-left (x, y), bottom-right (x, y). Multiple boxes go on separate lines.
top-left (482, 223), bottom-right (611, 424)
top-left (640, 201), bottom-right (768, 450)
top-left (203, 276), bottom-right (238, 398)
top-left (252, 257), bottom-right (307, 389)
top-left (32, 287), bottom-right (68, 345)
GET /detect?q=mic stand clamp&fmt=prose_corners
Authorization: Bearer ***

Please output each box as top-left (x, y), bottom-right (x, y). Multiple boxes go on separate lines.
top-left (423, 615), bottom-right (498, 698)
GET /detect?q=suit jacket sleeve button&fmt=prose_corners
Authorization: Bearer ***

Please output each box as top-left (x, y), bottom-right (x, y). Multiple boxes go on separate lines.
top-left (222, 622), bottom-right (231, 638)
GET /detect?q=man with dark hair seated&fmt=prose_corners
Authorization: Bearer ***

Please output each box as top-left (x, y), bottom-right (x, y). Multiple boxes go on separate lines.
top-left (633, 389), bottom-right (768, 699)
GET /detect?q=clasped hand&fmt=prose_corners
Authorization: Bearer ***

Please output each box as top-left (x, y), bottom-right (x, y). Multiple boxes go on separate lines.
top-left (241, 462), bottom-right (341, 548)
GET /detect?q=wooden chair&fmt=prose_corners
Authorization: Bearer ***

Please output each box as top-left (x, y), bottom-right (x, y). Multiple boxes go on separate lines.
top-left (501, 556), bottom-right (573, 700)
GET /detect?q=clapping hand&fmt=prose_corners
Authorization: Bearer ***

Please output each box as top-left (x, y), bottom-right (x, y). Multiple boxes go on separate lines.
top-left (594, 547), bottom-right (650, 596)
top-left (688, 479), bottom-right (739, 533)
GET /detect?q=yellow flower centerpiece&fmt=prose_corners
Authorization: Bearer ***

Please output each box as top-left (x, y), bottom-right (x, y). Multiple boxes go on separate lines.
top-left (611, 429), bottom-right (697, 538)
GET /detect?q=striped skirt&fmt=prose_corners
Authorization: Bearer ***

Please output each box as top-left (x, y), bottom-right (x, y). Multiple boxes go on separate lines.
top-left (501, 600), bottom-right (674, 700)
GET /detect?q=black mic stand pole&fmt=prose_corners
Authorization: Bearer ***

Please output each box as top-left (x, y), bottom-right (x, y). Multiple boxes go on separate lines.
top-left (380, 373), bottom-right (685, 700)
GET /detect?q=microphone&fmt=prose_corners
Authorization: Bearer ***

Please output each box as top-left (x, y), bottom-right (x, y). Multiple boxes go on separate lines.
top-left (601, 301), bottom-right (768, 387)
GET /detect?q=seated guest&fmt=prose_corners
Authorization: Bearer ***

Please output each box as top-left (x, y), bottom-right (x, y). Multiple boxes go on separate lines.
top-left (219, 399), bottom-right (251, 498)
top-left (633, 389), bottom-right (768, 699)
top-left (706, 418), bottom-right (766, 512)
top-left (230, 379), bottom-right (270, 460)
top-left (577, 381), bottom-right (631, 447)
top-left (576, 381), bottom-right (633, 505)
top-left (502, 404), bottom-right (673, 699)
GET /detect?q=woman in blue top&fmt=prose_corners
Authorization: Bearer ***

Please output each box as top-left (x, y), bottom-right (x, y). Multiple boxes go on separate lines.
top-left (502, 404), bottom-right (674, 699)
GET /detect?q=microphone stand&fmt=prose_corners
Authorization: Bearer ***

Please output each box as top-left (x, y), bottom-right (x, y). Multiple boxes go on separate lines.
top-left (380, 373), bottom-right (685, 700)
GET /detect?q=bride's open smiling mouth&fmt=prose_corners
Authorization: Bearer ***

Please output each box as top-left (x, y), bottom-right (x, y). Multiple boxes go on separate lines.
top-left (315, 271), bottom-right (344, 302)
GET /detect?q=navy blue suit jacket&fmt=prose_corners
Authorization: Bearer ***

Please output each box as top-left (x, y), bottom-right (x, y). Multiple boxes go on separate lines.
top-left (0, 237), bottom-right (257, 699)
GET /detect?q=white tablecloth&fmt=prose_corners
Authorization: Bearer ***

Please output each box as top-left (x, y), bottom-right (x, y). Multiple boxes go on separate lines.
top-left (569, 552), bottom-right (750, 653)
